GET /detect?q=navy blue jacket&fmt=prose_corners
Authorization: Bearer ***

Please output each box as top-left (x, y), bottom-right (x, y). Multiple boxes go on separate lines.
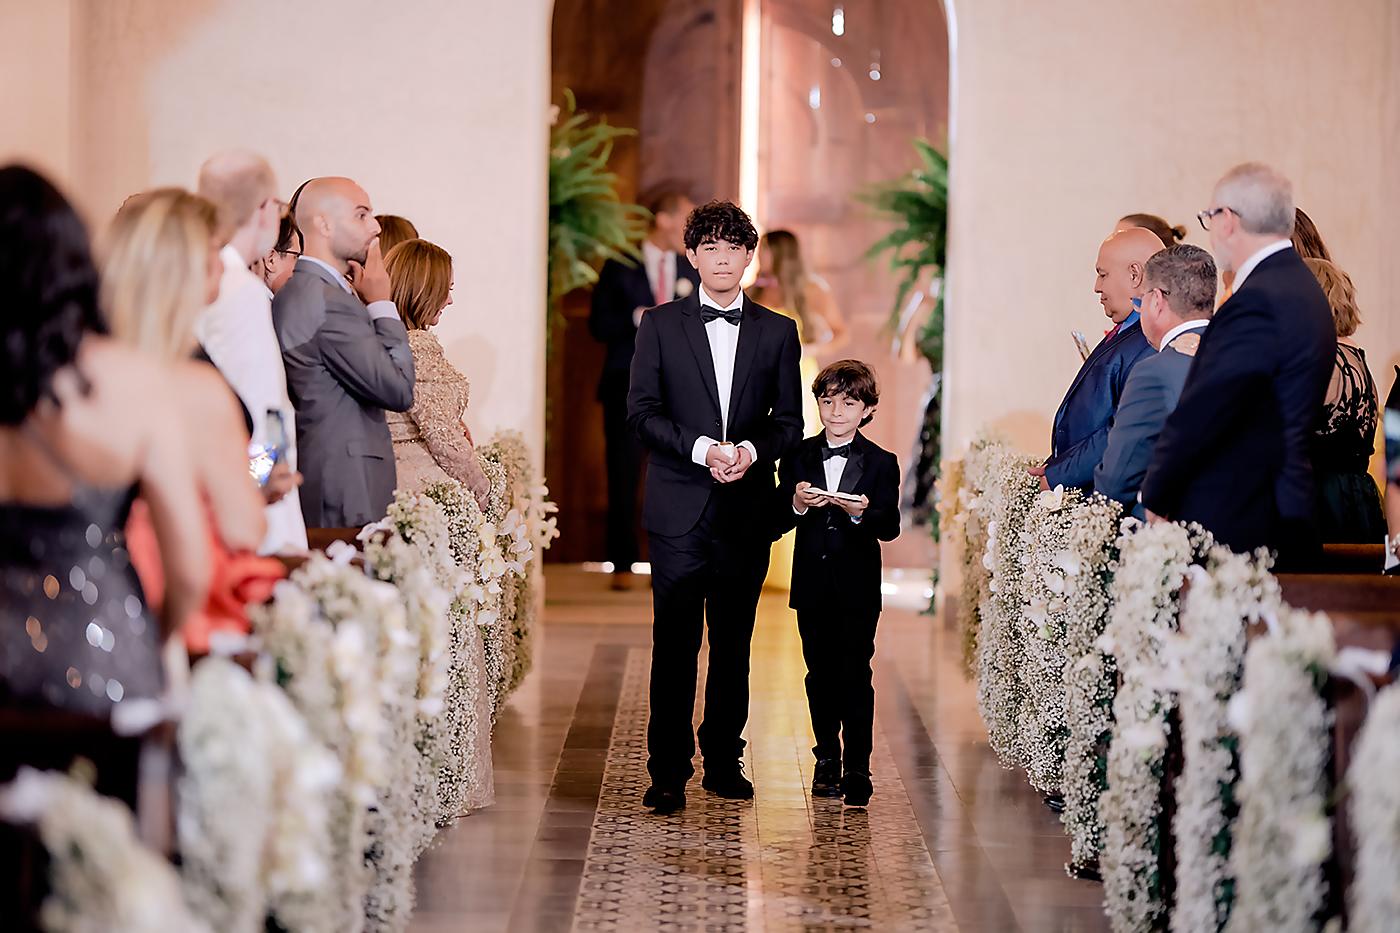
top-left (1142, 246), bottom-right (1336, 558)
top-left (1045, 317), bottom-right (1154, 490)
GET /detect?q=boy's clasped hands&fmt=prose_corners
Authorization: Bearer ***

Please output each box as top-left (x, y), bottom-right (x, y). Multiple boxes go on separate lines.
top-left (793, 481), bottom-right (868, 518)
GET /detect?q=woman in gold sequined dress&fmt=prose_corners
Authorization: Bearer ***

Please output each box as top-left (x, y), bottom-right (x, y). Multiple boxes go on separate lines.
top-left (383, 239), bottom-right (492, 511)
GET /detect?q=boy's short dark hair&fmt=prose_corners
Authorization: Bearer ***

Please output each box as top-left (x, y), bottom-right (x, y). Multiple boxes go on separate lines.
top-left (683, 200), bottom-right (759, 252)
top-left (813, 360), bottom-right (879, 426)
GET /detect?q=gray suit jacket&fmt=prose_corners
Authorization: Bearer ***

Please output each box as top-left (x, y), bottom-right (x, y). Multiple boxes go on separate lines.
top-left (1093, 339), bottom-right (1196, 518)
top-left (272, 259), bottom-right (415, 528)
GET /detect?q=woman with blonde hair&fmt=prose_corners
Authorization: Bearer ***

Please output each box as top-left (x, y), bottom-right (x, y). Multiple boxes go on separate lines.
top-left (102, 188), bottom-right (274, 652)
top-left (383, 238), bottom-right (491, 509)
top-left (1304, 256), bottom-right (1385, 542)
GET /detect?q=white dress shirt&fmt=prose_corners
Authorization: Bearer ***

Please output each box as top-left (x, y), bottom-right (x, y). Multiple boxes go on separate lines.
top-left (1157, 318), bottom-right (1209, 351)
top-left (196, 245), bottom-right (308, 555)
top-left (299, 255), bottom-right (400, 322)
top-left (1229, 239), bottom-right (1292, 294)
top-left (689, 286), bottom-right (759, 467)
top-left (633, 241), bottom-right (678, 327)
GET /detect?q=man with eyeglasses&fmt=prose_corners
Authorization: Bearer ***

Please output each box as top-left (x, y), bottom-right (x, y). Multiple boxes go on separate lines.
top-left (196, 149), bottom-right (308, 555)
top-left (1142, 162), bottom-right (1336, 566)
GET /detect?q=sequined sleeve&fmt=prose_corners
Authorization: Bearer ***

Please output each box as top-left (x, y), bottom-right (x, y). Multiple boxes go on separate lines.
top-left (408, 334), bottom-right (491, 502)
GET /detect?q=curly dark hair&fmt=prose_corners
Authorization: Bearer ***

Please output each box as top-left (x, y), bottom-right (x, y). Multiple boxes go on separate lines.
top-left (0, 165), bottom-right (106, 426)
top-left (683, 200), bottom-right (758, 252)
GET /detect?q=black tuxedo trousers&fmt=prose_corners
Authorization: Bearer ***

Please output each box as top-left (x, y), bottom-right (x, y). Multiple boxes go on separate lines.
top-left (646, 491), bottom-right (773, 786)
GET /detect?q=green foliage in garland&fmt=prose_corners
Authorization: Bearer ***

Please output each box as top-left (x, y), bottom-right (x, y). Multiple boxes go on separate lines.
top-left (547, 89), bottom-right (649, 322)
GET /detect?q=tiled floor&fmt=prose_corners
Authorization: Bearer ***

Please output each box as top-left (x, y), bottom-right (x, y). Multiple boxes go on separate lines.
top-left (410, 567), bottom-right (1110, 932)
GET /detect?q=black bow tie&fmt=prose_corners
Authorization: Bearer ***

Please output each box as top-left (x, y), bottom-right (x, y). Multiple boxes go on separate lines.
top-left (821, 443), bottom-right (851, 461)
top-left (699, 304), bottom-right (742, 325)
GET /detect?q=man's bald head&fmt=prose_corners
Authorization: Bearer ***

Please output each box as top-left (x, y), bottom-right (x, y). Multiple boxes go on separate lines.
top-left (295, 176), bottom-right (381, 269)
top-left (1094, 227), bottom-right (1166, 324)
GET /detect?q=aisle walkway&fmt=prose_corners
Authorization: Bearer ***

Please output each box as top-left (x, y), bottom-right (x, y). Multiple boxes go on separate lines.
top-left (409, 567), bottom-right (1108, 932)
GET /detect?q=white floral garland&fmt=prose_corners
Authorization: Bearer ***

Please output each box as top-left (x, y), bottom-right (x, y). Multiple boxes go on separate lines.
top-left (176, 657), bottom-right (339, 933)
top-left (0, 767), bottom-right (210, 933)
top-left (1349, 681), bottom-right (1400, 932)
top-left (1019, 484), bottom-right (1084, 793)
top-left (1059, 494), bottom-right (1121, 871)
top-left (1225, 607), bottom-right (1335, 933)
top-left (252, 550), bottom-right (409, 932)
top-left (975, 444), bottom-right (1041, 769)
top-left (1100, 520), bottom-right (1210, 933)
top-left (1166, 546), bottom-right (1279, 933)
top-left (955, 441), bottom-right (996, 678)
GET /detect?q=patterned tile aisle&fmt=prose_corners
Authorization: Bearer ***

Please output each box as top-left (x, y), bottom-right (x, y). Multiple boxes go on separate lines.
top-left (573, 651), bottom-right (958, 932)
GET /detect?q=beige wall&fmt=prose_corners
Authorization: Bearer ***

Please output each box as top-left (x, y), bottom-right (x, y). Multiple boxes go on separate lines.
top-left (6, 0), bottom-right (552, 459)
top-left (5, 0), bottom-right (1398, 507)
top-left (943, 0), bottom-right (1400, 459)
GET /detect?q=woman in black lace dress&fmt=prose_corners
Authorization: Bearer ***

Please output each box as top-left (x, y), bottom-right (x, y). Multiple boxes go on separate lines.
top-left (1304, 258), bottom-right (1386, 542)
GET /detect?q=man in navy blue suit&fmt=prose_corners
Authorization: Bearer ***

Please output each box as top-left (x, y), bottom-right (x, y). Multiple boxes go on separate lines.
top-left (589, 186), bottom-right (699, 590)
top-left (1143, 163), bottom-right (1336, 564)
top-left (1030, 227), bottom-right (1163, 491)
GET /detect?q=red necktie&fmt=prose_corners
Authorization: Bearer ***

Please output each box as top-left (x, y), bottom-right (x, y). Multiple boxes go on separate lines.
top-left (654, 255), bottom-right (668, 306)
top-left (1103, 323), bottom-right (1121, 343)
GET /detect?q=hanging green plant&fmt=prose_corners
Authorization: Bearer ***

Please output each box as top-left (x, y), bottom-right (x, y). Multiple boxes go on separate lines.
top-left (859, 139), bottom-right (949, 552)
top-left (547, 89), bottom-right (649, 326)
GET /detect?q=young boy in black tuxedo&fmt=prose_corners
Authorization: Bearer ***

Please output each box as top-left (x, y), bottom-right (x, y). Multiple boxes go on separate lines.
top-left (774, 360), bottom-right (900, 807)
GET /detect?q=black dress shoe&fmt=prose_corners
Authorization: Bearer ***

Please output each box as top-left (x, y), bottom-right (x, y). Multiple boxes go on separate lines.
top-left (811, 758), bottom-right (842, 798)
top-left (642, 785), bottom-right (686, 814)
top-left (841, 772), bottom-right (873, 808)
top-left (1044, 793), bottom-right (1066, 814)
top-left (701, 762), bottom-right (754, 799)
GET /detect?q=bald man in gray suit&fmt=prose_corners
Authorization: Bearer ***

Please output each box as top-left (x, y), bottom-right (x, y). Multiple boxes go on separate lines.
top-left (1095, 245), bottom-right (1217, 518)
top-left (272, 177), bottom-right (414, 528)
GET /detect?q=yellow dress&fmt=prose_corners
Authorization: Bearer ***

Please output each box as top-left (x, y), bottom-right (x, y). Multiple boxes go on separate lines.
top-left (764, 305), bottom-right (822, 591)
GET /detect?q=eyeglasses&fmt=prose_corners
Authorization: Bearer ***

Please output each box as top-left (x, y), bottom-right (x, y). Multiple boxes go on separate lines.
top-left (277, 248), bottom-right (302, 258)
top-left (1196, 206), bottom-right (1236, 231)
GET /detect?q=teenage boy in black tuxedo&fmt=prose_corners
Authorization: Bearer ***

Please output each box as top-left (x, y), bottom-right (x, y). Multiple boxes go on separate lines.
top-left (590, 187), bottom-right (699, 590)
top-left (773, 360), bottom-right (900, 807)
top-left (627, 200), bottom-right (804, 814)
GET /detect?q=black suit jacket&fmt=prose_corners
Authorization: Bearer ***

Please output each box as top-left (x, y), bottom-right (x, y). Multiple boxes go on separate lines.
top-left (1142, 247), bottom-right (1336, 555)
top-left (589, 254), bottom-right (701, 393)
top-left (773, 432), bottom-right (901, 613)
top-left (627, 292), bottom-right (804, 537)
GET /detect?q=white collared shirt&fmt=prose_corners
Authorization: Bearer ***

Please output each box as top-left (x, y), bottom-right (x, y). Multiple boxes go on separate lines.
top-left (1229, 239), bottom-right (1292, 294)
top-left (689, 285), bottom-right (758, 467)
top-left (1158, 318), bottom-right (1209, 351)
top-left (196, 245), bottom-right (308, 555)
top-left (792, 439), bottom-right (862, 523)
top-left (643, 240), bottom-right (676, 305)
top-left (297, 256), bottom-right (400, 322)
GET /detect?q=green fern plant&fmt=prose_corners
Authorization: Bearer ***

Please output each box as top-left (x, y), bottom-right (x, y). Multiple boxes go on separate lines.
top-left (860, 138), bottom-right (948, 370)
top-left (547, 89), bottom-right (649, 320)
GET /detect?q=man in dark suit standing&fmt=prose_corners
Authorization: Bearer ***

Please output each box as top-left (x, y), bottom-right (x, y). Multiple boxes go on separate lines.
top-left (1031, 227), bottom-right (1162, 491)
top-left (1095, 245), bottom-right (1217, 517)
top-left (590, 187), bottom-right (699, 590)
top-left (1143, 163), bottom-right (1336, 564)
top-left (628, 200), bottom-right (803, 814)
top-left (273, 177), bottom-right (415, 528)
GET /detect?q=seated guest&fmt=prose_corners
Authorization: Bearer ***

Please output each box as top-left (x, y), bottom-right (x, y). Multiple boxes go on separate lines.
top-left (383, 238), bottom-right (491, 509)
top-left (1303, 257), bottom-right (1386, 543)
top-left (0, 166), bottom-right (208, 719)
top-left (1095, 245), bottom-right (1216, 516)
top-left (1030, 227), bottom-right (1160, 491)
top-left (1114, 213), bottom-right (1185, 247)
top-left (1143, 163), bottom-right (1336, 564)
top-left (254, 211), bottom-right (303, 296)
top-left (376, 214), bottom-right (419, 256)
top-left (273, 177), bottom-right (415, 528)
top-left (196, 149), bottom-right (308, 555)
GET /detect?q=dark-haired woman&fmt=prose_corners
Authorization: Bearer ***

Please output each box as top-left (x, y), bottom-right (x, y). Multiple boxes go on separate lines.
top-left (1115, 213), bottom-right (1187, 247)
top-left (0, 165), bottom-right (208, 723)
